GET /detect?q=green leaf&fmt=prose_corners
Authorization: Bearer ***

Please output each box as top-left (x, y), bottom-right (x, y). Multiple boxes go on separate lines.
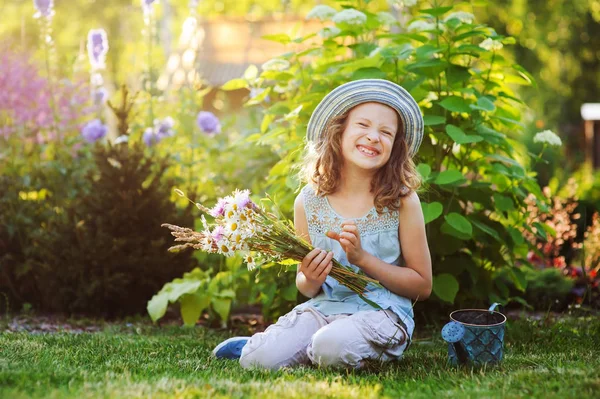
top-left (446, 65), bottom-right (471, 87)
top-left (243, 65), bottom-right (258, 80)
top-left (423, 115), bottom-right (445, 126)
top-left (510, 268), bottom-right (528, 292)
top-left (180, 293), bottom-right (210, 327)
top-left (147, 294), bottom-right (169, 322)
top-left (439, 96), bottom-right (471, 113)
top-left (507, 226), bottom-right (525, 245)
top-left (433, 273), bottom-right (459, 303)
top-left (221, 78), bottom-right (247, 91)
top-left (445, 124), bottom-right (484, 144)
top-left (512, 64), bottom-right (537, 88)
top-left (261, 114), bottom-right (275, 133)
top-left (476, 96), bottom-right (496, 111)
top-left (441, 222), bottom-right (471, 240)
top-left (146, 279), bottom-right (202, 322)
top-left (261, 33), bottom-right (292, 44)
top-left (434, 169), bottom-right (465, 185)
top-left (416, 163), bottom-right (431, 180)
top-left (445, 213), bottom-right (473, 236)
top-left (421, 202), bottom-right (443, 224)
top-left (419, 6), bottom-right (453, 17)
top-left (493, 193), bottom-right (515, 212)
top-left (532, 222), bottom-right (548, 241)
top-left (350, 67), bottom-right (387, 80)
top-left (211, 297), bottom-right (232, 323)
top-left (471, 219), bottom-right (502, 242)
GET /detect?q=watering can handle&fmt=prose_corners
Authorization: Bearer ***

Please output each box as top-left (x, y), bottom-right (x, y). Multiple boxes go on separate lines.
top-left (488, 302), bottom-right (502, 313)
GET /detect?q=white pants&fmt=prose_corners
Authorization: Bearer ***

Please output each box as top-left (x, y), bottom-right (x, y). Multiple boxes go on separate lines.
top-left (239, 306), bottom-right (409, 370)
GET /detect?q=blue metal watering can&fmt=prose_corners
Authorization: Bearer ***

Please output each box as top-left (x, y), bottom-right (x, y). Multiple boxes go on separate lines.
top-left (441, 303), bottom-right (506, 366)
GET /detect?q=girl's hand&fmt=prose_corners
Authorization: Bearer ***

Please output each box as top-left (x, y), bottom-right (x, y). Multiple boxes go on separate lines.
top-left (299, 248), bottom-right (334, 285)
top-left (326, 221), bottom-right (366, 265)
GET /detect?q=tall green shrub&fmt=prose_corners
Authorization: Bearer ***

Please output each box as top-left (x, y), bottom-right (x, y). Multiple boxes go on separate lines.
top-left (223, 1), bottom-right (548, 311)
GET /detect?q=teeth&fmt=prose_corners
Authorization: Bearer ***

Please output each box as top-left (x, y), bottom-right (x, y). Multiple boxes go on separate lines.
top-left (358, 146), bottom-right (377, 156)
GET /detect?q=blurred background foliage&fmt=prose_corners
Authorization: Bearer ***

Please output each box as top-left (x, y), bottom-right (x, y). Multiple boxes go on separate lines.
top-left (1, 0), bottom-right (599, 325)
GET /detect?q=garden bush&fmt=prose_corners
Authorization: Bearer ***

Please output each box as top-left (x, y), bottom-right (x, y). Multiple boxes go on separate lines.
top-left (220, 1), bottom-right (551, 316)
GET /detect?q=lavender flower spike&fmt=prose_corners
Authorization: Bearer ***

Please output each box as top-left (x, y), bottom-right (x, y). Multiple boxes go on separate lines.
top-left (33, 0), bottom-right (54, 19)
top-left (81, 119), bottom-right (108, 143)
top-left (196, 111), bottom-right (221, 135)
top-left (87, 29), bottom-right (109, 70)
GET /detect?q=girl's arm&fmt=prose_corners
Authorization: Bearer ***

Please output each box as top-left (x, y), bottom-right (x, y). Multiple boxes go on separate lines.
top-left (329, 191), bottom-right (432, 300)
top-left (294, 193), bottom-right (333, 298)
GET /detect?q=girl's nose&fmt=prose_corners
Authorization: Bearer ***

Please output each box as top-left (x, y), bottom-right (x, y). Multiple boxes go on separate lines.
top-left (366, 132), bottom-right (380, 143)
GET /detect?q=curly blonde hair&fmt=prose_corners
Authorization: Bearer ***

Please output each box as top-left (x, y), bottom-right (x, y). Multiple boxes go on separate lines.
top-left (300, 108), bottom-right (421, 213)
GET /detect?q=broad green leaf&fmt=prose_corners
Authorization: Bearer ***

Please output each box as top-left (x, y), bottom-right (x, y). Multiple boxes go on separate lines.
top-left (433, 273), bottom-right (459, 303)
top-left (493, 193), bottom-right (515, 212)
top-left (446, 65), bottom-right (471, 86)
top-left (211, 297), bottom-right (232, 323)
top-left (445, 213), bottom-right (473, 236)
top-left (261, 114), bottom-right (275, 133)
top-left (441, 222), bottom-right (471, 240)
top-left (434, 169), bottom-right (465, 185)
top-left (180, 293), bottom-right (210, 326)
top-left (507, 226), bottom-right (525, 245)
top-left (221, 78), bottom-right (247, 91)
top-left (439, 96), bottom-right (471, 113)
top-left (147, 294), bottom-right (169, 322)
top-left (423, 115), bottom-right (445, 126)
top-left (445, 124), bottom-right (484, 144)
top-left (421, 201), bottom-right (443, 224)
top-left (244, 65), bottom-right (258, 80)
top-left (477, 96), bottom-right (496, 111)
top-left (416, 163), bottom-right (431, 180)
top-left (471, 219), bottom-right (502, 242)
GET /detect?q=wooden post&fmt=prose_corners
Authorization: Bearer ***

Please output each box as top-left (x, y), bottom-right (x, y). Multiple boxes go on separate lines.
top-left (584, 120), bottom-right (595, 166)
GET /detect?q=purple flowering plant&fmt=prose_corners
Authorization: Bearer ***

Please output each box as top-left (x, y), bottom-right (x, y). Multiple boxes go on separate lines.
top-left (81, 119), bottom-right (108, 143)
top-left (196, 111), bottom-right (221, 135)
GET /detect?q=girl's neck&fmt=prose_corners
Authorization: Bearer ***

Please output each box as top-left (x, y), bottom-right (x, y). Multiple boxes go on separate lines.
top-left (335, 165), bottom-right (375, 198)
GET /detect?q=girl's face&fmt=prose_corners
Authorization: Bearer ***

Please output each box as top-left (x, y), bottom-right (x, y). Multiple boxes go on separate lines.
top-left (340, 102), bottom-right (399, 173)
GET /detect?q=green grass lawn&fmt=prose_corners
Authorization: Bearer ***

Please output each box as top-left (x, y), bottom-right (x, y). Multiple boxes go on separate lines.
top-left (1, 314), bottom-right (599, 399)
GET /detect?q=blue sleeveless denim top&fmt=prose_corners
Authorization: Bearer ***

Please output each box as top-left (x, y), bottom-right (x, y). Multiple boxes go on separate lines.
top-left (294, 184), bottom-right (415, 337)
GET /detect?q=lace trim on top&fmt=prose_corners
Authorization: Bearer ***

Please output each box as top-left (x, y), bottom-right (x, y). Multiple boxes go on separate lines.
top-left (302, 185), bottom-right (399, 236)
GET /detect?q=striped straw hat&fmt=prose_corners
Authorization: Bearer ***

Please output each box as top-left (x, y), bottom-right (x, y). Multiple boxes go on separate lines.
top-left (306, 79), bottom-right (424, 157)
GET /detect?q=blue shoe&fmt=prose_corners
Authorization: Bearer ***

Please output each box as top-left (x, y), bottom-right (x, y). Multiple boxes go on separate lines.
top-left (212, 336), bottom-right (249, 359)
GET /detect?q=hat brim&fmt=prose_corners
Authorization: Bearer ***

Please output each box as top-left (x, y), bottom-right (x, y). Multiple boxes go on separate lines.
top-left (306, 79), bottom-right (424, 157)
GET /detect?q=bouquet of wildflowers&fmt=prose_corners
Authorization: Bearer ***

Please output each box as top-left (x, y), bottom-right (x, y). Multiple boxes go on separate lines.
top-left (163, 189), bottom-right (379, 295)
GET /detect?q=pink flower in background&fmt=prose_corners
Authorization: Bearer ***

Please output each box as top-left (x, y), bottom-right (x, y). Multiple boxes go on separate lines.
top-left (0, 45), bottom-right (93, 142)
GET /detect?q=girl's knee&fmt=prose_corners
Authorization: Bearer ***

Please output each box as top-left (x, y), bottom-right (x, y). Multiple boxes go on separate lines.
top-left (308, 327), bottom-right (362, 368)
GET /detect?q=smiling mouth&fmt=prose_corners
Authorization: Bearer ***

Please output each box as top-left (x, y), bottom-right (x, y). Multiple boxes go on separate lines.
top-left (356, 145), bottom-right (380, 157)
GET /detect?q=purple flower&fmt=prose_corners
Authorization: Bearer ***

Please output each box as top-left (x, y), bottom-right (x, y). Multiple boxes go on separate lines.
top-left (81, 119), bottom-right (107, 143)
top-left (233, 189), bottom-right (252, 210)
top-left (154, 117), bottom-right (175, 139)
top-left (196, 111), bottom-right (221, 135)
top-left (211, 225), bottom-right (225, 243)
top-left (209, 197), bottom-right (228, 218)
top-left (142, 0), bottom-right (157, 15)
top-left (142, 127), bottom-right (160, 146)
top-left (93, 87), bottom-right (108, 105)
top-left (33, 0), bottom-right (54, 19)
top-left (87, 29), bottom-right (109, 70)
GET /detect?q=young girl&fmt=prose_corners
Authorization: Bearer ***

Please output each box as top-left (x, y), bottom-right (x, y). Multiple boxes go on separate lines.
top-left (212, 79), bottom-right (432, 370)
